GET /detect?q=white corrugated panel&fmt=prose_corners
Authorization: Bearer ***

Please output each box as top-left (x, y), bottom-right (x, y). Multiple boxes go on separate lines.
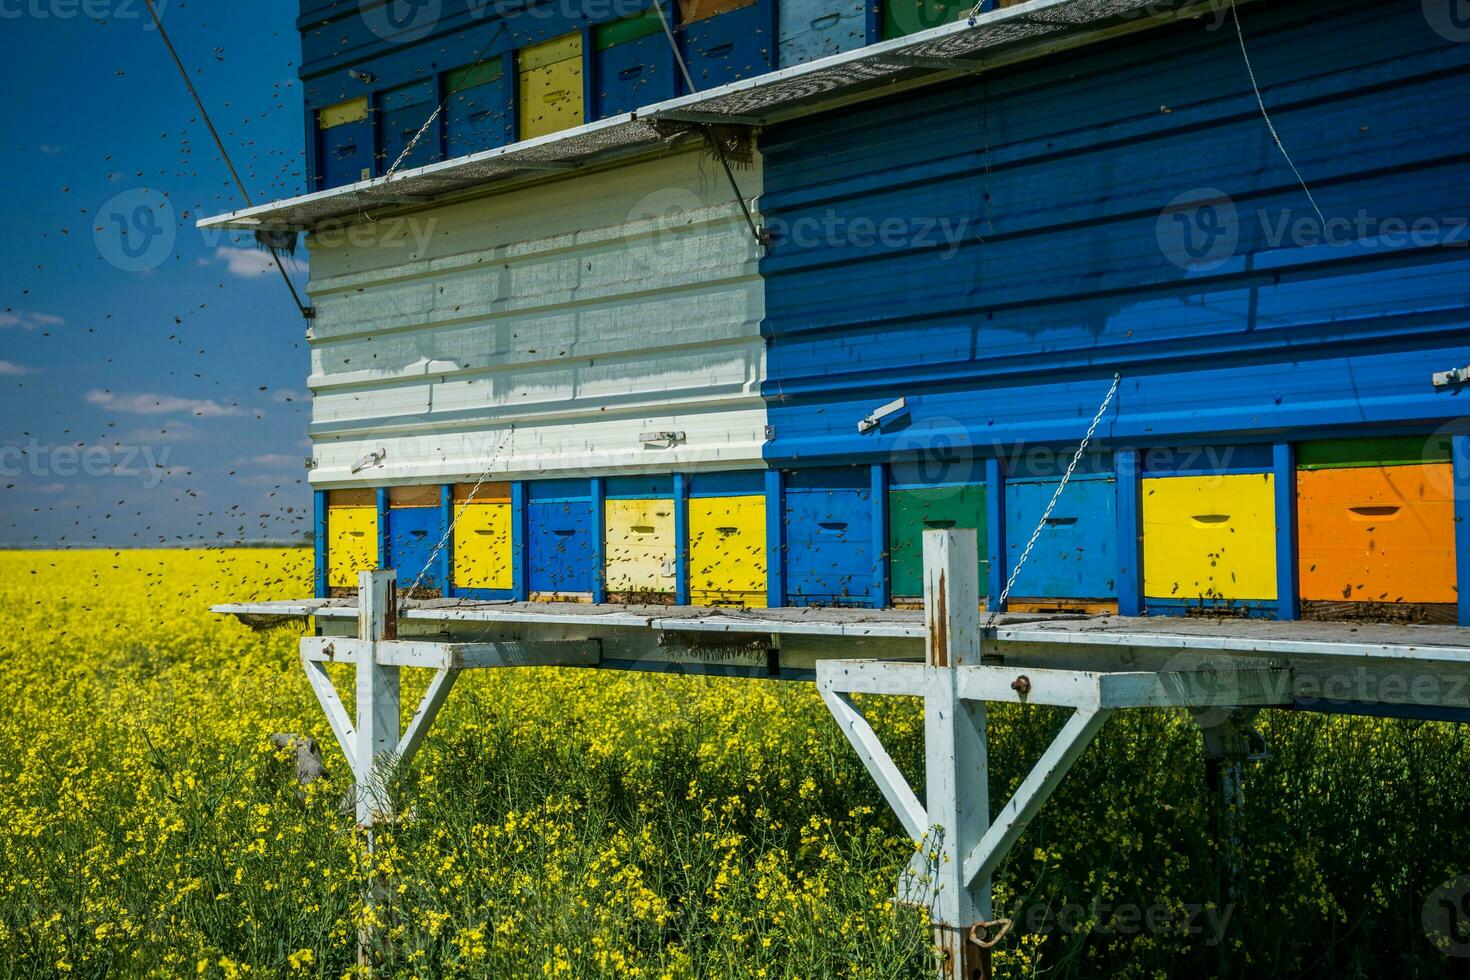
top-left (306, 148), bottom-right (767, 486)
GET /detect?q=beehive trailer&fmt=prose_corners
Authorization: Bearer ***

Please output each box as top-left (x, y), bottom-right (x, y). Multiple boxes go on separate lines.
top-left (217, 528), bottom-right (1470, 978)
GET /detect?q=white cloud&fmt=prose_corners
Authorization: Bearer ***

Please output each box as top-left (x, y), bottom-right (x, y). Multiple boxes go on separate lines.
top-left (85, 390), bottom-right (247, 418)
top-left (0, 310), bottom-right (64, 330)
top-left (214, 246), bottom-right (278, 277)
top-left (0, 360), bottom-right (33, 376)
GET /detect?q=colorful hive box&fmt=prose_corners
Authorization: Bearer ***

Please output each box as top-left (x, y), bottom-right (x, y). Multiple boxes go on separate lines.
top-left (682, 1), bottom-right (773, 90)
top-left (689, 472), bottom-right (767, 607)
top-left (604, 476), bottom-right (677, 602)
top-left (316, 96), bottom-right (372, 189)
top-left (445, 60), bottom-right (510, 157)
top-left (527, 479), bottom-right (596, 600)
top-left (1004, 456), bottom-right (1115, 610)
top-left (888, 460), bottom-right (987, 605)
top-left (327, 488), bottom-right (378, 590)
top-left (386, 485), bottom-right (444, 595)
top-left (594, 9), bottom-right (678, 118)
top-left (882, 0), bottom-right (971, 39)
top-left (451, 482), bottom-right (513, 594)
top-left (779, 0), bottom-right (868, 67)
top-left (380, 80), bottom-right (438, 174)
top-left (1297, 436), bottom-right (1456, 619)
top-left (783, 466), bottom-right (877, 607)
top-left (518, 33), bottom-right (584, 140)
top-left (678, 0), bottom-right (756, 23)
top-left (1143, 471), bottom-right (1277, 610)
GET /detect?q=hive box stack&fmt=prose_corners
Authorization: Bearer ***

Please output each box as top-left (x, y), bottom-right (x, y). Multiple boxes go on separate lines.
top-left (285, 0), bottom-right (1469, 626)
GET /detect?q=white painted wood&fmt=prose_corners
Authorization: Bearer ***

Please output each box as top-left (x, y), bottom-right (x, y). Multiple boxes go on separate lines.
top-left (961, 706), bottom-right (1113, 889)
top-left (355, 571), bottom-right (400, 825)
top-left (305, 150), bottom-right (767, 485)
top-left (923, 530), bottom-right (980, 668)
top-left (301, 655), bottom-right (358, 774)
top-left (923, 668), bottom-right (991, 924)
top-left (301, 635), bottom-right (601, 669)
top-left (817, 688), bottom-right (929, 842)
top-left (394, 668), bottom-right (460, 769)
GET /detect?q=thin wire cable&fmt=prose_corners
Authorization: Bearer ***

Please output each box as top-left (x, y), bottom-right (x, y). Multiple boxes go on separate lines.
top-left (650, 0), bottom-right (768, 247)
top-left (398, 427), bottom-right (514, 605)
top-left (986, 373), bottom-right (1120, 627)
top-left (1230, 0), bottom-right (1325, 227)
top-left (142, 0), bottom-right (312, 319)
top-left (385, 104), bottom-right (445, 181)
top-left (384, 22), bottom-right (509, 183)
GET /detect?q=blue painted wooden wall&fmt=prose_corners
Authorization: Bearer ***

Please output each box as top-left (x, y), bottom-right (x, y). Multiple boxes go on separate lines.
top-left (757, 0), bottom-right (1470, 464)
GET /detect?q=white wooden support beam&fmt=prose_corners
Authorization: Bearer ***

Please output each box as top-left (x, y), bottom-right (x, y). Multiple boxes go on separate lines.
top-left (917, 529), bottom-right (993, 978)
top-left (818, 687), bottom-right (929, 842)
top-left (960, 704), bottom-right (1113, 889)
top-left (299, 636), bottom-right (602, 669)
top-left (301, 655), bottom-right (358, 774)
top-left (395, 667), bottom-right (459, 770)
top-left (355, 570), bottom-right (400, 827)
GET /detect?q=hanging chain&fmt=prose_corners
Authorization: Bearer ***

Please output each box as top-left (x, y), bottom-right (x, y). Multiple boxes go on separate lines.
top-left (398, 426), bottom-right (514, 605)
top-left (986, 373), bottom-right (1121, 627)
top-left (384, 104), bottom-right (445, 182)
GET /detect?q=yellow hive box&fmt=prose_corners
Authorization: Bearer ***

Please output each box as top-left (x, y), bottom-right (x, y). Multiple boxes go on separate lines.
top-left (689, 494), bottom-right (766, 607)
top-left (518, 34), bottom-right (584, 140)
top-left (1142, 473), bottom-right (1277, 602)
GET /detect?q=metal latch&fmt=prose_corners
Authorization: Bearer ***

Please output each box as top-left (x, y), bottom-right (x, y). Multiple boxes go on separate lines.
top-left (350, 448), bottom-right (387, 474)
top-left (858, 397), bottom-right (908, 433)
top-left (639, 431), bottom-right (685, 448)
top-left (1433, 365), bottom-right (1470, 388)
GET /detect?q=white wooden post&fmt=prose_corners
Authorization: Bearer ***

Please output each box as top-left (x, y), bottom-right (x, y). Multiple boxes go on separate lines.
top-left (355, 569), bottom-right (401, 826)
top-left (356, 569), bottom-right (398, 970)
top-left (921, 530), bottom-right (993, 980)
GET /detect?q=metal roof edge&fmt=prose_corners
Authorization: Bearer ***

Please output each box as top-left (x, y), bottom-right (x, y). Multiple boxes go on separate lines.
top-left (200, 0), bottom-right (1238, 232)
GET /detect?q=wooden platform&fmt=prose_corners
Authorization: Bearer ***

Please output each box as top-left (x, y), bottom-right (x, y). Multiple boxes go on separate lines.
top-left (214, 598), bottom-right (1470, 717)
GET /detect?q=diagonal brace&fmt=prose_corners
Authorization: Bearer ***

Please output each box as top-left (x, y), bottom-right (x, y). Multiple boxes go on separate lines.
top-left (302, 654), bottom-right (358, 774)
top-left (962, 704), bottom-right (1112, 887)
top-left (395, 667), bottom-right (460, 769)
top-left (819, 686), bottom-right (929, 842)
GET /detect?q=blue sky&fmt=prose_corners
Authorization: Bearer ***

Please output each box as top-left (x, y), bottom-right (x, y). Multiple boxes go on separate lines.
top-left (0, 0), bottom-right (314, 546)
